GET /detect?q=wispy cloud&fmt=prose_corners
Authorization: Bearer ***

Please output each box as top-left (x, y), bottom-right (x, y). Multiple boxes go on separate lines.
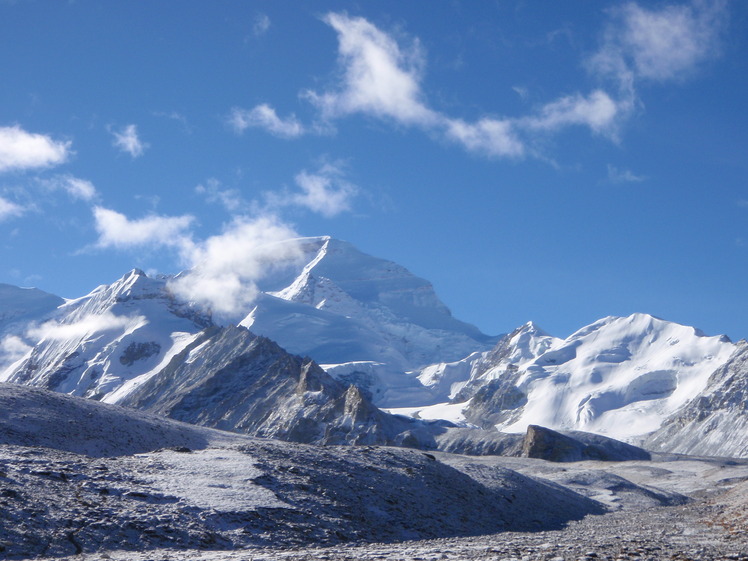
top-left (167, 215), bottom-right (302, 317)
top-left (195, 178), bottom-right (247, 213)
top-left (292, 164), bottom-right (357, 217)
top-left (27, 312), bottom-right (145, 342)
top-left (252, 13), bottom-right (271, 37)
top-left (237, 5), bottom-right (727, 162)
top-left (523, 90), bottom-right (626, 137)
top-left (443, 117), bottom-right (525, 159)
top-left (91, 206), bottom-right (303, 319)
top-left (607, 164), bottom-right (647, 183)
top-left (591, 0), bottom-right (727, 85)
top-left (304, 13), bottom-right (438, 127)
top-left (238, 13), bottom-right (637, 159)
top-left (111, 124), bottom-right (148, 158)
top-left (0, 335), bottom-right (32, 369)
top-left (0, 196), bottom-right (24, 221)
top-left (92, 206), bottom-right (194, 250)
top-left (228, 104), bottom-right (305, 138)
top-left (261, 162), bottom-right (359, 217)
top-left (0, 125), bottom-right (71, 173)
top-left (91, 159), bottom-right (363, 317)
top-left (40, 174), bottom-right (98, 201)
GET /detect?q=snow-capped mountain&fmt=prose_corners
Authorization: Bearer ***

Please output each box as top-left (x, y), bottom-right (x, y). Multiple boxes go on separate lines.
top-left (402, 313), bottom-right (736, 444)
top-left (0, 267), bottom-right (444, 447)
top-left (0, 238), bottom-right (746, 457)
top-left (646, 339), bottom-right (748, 458)
top-left (1, 269), bottom-right (212, 400)
top-left (241, 236), bottom-right (498, 406)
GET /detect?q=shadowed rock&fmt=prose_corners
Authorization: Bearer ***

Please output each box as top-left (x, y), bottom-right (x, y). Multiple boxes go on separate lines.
top-left (522, 425), bottom-right (651, 462)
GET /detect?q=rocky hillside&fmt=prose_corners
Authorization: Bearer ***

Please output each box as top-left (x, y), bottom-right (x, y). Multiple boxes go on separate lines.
top-left (117, 325), bottom-right (442, 447)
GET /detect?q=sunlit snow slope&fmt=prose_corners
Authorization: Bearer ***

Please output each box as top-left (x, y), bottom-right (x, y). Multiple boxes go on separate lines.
top-left (0, 270), bottom-right (211, 401)
top-left (404, 313), bottom-right (736, 443)
top-left (242, 236), bottom-right (498, 405)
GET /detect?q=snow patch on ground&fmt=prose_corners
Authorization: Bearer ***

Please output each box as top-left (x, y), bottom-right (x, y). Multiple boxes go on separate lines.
top-left (140, 448), bottom-right (289, 511)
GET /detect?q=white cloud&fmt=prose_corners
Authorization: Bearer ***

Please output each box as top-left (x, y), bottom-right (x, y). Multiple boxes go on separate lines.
top-left (0, 125), bottom-right (71, 173)
top-left (253, 13), bottom-right (271, 37)
top-left (291, 13), bottom-right (639, 159)
top-left (41, 174), bottom-right (98, 201)
top-left (195, 178), bottom-right (246, 212)
top-left (111, 124), bottom-right (148, 158)
top-left (523, 90), bottom-right (627, 136)
top-left (291, 164), bottom-right (357, 217)
top-left (228, 104), bottom-right (305, 138)
top-left (237, 6), bottom-right (728, 161)
top-left (92, 206), bottom-right (195, 250)
top-left (0, 335), bottom-right (32, 367)
top-left (444, 117), bottom-right (525, 159)
top-left (0, 196), bottom-right (24, 221)
top-left (305, 12), bottom-right (438, 126)
top-left (607, 164), bottom-right (647, 183)
top-left (27, 312), bottom-right (145, 342)
top-left (167, 215), bottom-right (302, 317)
top-left (592, 0), bottom-right (727, 84)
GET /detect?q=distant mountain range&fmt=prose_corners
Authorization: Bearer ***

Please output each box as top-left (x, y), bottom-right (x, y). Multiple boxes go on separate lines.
top-left (0, 236), bottom-right (745, 457)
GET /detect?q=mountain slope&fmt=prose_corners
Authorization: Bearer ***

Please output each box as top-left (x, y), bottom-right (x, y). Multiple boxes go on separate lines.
top-left (117, 324), bottom-right (439, 447)
top-left (0, 383), bottom-right (605, 558)
top-left (0, 283), bottom-right (63, 331)
top-left (0, 283), bottom-right (65, 371)
top-left (1, 270), bottom-right (211, 401)
top-left (243, 237), bottom-right (497, 380)
top-left (646, 340), bottom-right (748, 458)
top-left (401, 314), bottom-right (736, 446)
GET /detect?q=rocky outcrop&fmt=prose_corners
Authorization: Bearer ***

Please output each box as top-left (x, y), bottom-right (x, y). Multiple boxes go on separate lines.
top-left (118, 325), bottom-right (440, 448)
top-left (522, 425), bottom-right (651, 462)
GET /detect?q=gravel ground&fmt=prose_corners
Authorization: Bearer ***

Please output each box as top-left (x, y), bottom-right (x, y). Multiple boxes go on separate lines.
top-left (34, 473), bottom-right (748, 561)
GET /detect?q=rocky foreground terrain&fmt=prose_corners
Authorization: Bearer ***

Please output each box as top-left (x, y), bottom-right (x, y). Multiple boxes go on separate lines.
top-left (18, 473), bottom-right (748, 561)
top-left (2, 384), bottom-right (748, 561)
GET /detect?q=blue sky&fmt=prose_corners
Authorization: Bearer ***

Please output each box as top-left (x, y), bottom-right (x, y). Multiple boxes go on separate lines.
top-left (1, 0), bottom-right (747, 340)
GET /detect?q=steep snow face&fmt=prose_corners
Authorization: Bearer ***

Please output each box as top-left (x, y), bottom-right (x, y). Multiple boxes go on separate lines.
top-left (492, 313), bottom-right (735, 440)
top-left (418, 322), bottom-right (561, 403)
top-left (243, 237), bottom-right (496, 375)
top-left (0, 270), bottom-right (211, 402)
top-left (399, 314), bottom-right (736, 445)
top-left (647, 340), bottom-right (748, 458)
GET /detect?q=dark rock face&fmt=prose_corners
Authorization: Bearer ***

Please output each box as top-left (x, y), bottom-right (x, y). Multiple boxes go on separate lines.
top-left (453, 326), bottom-right (542, 430)
top-left (119, 341), bottom-right (161, 366)
top-left (119, 325), bottom-right (436, 448)
top-left (434, 427), bottom-right (524, 456)
top-left (522, 425), bottom-right (651, 462)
